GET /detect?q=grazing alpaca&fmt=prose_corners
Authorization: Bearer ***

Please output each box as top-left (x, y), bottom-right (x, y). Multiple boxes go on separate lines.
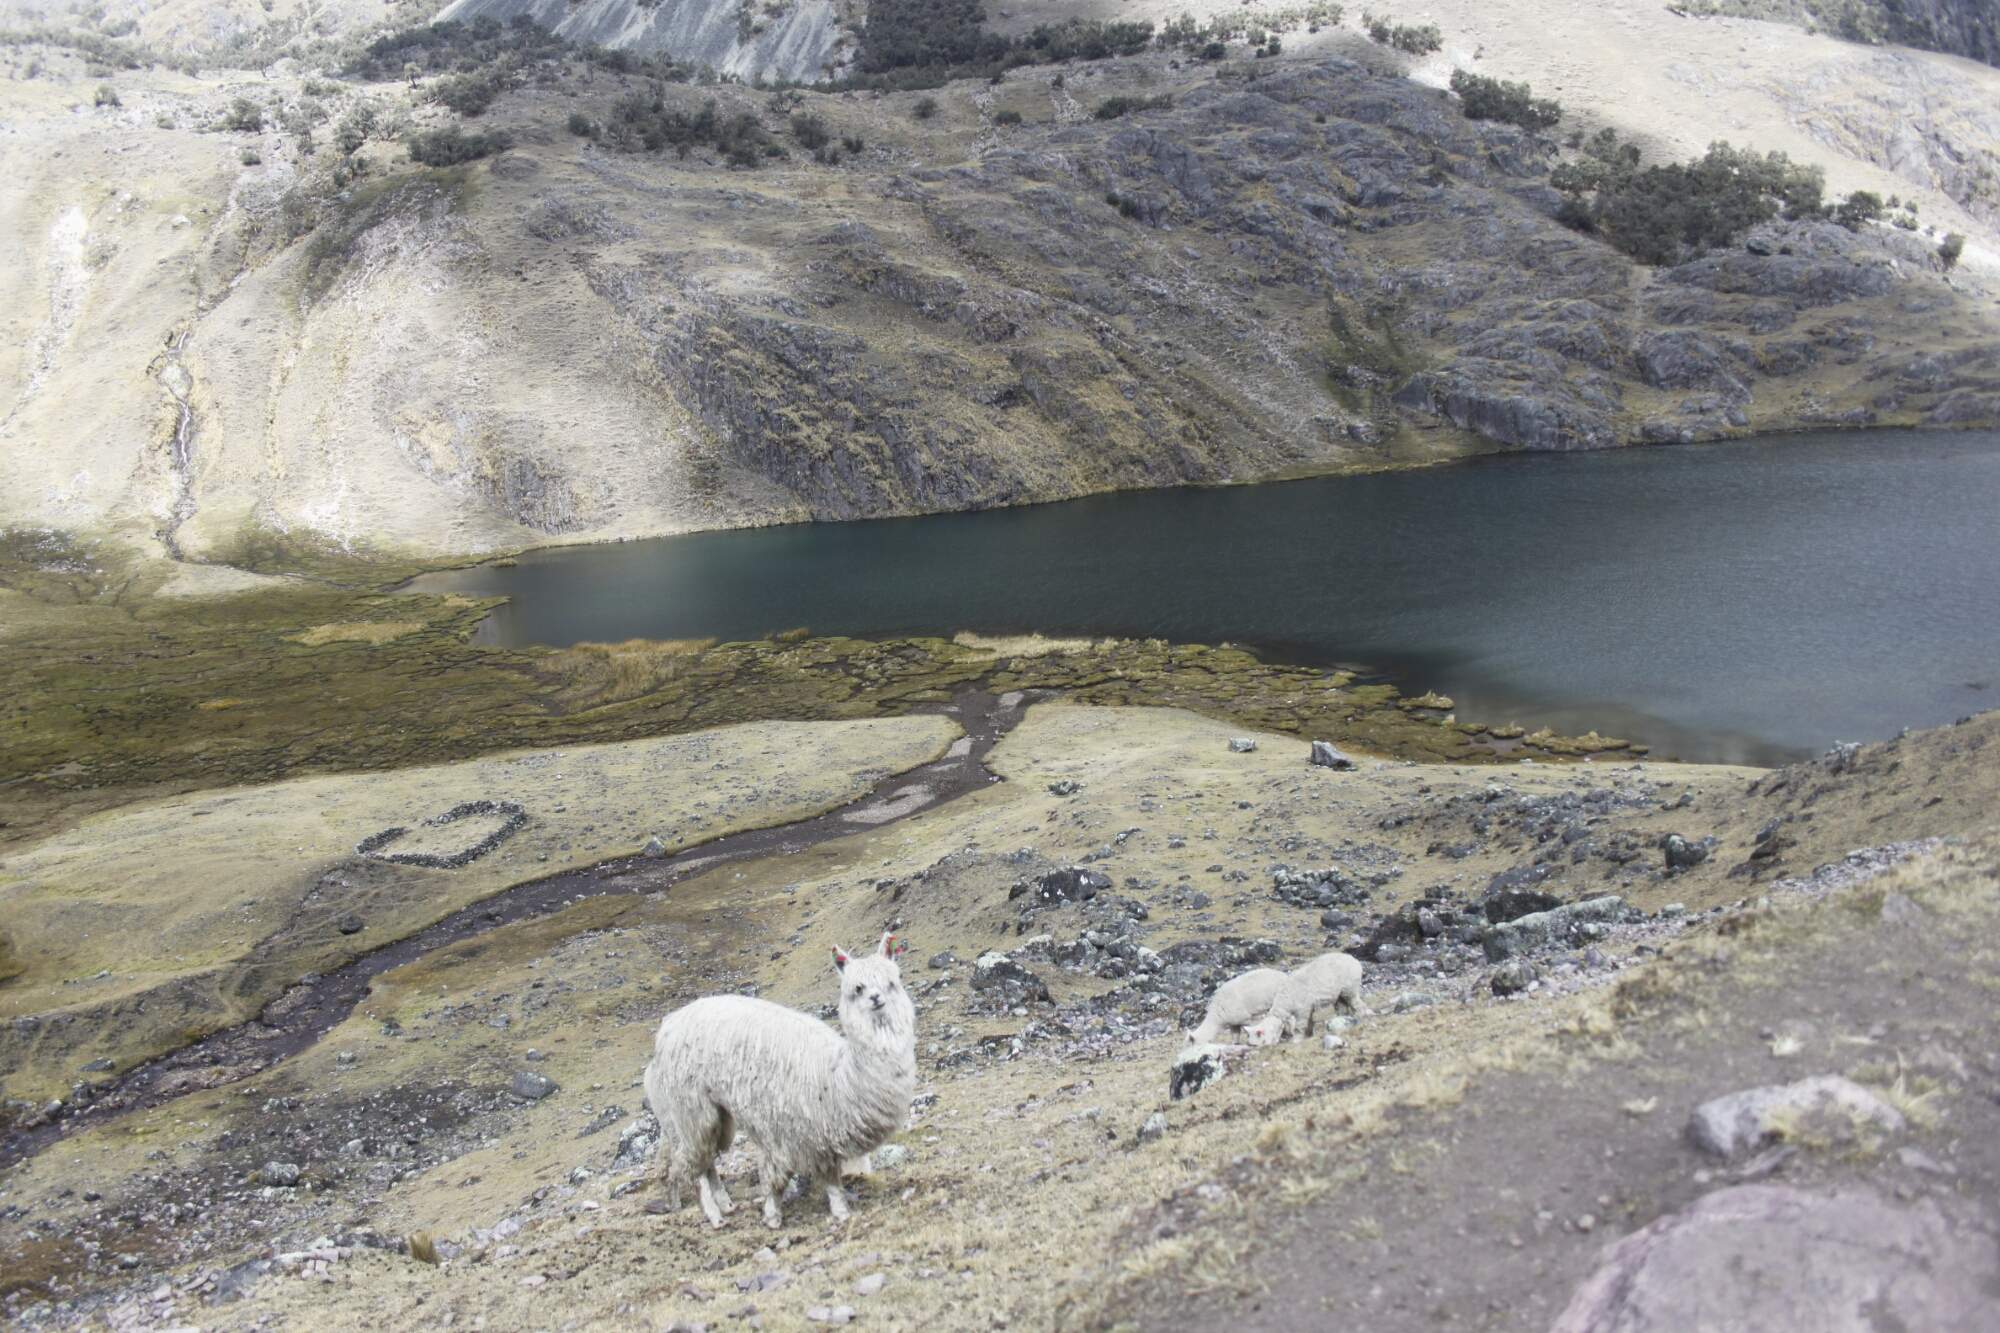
top-left (644, 934), bottom-right (916, 1229)
top-left (1243, 951), bottom-right (1363, 1045)
top-left (1187, 966), bottom-right (1289, 1046)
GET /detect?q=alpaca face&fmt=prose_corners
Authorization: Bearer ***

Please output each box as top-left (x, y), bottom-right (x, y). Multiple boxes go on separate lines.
top-left (832, 934), bottom-right (915, 1044)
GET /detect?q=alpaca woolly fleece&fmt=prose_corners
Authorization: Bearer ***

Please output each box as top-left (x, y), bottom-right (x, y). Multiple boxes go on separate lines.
top-left (645, 934), bottom-right (917, 1229)
top-left (1245, 951), bottom-right (1363, 1045)
top-left (1189, 966), bottom-right (1288, 1045)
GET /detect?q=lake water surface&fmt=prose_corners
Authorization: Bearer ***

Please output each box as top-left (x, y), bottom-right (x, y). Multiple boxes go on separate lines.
top-left (410, 430), bottom-right (2000, 765)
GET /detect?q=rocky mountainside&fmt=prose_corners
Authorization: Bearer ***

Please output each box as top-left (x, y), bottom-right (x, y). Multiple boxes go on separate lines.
top-left (434, 0), bottom-right (852, 83)
top-left (2, 12), bottom-right (1998, 564)
top-left (1703, 0), bottom-right (2000, 67)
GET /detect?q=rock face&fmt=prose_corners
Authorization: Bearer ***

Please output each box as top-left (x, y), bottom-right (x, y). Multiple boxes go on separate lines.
top-left (1551, 1184), bottom-right (2000, 1332)
top-left (2, 54), bottom-right (1996, 562)
top-left (435, 0), bottom-right (849, 83)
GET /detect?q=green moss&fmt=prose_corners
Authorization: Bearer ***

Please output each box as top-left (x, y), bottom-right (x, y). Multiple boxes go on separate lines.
top-left (1, 556), bottom-right (1612, 848)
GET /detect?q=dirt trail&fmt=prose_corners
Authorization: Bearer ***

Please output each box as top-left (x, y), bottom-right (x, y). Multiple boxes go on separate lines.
top-left (1138, 839), bottom-right (2000, 1331)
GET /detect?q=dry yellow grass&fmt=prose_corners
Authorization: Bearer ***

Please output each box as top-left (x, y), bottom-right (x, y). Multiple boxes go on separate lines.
top-left (287, 620), bottom-right (426, 646)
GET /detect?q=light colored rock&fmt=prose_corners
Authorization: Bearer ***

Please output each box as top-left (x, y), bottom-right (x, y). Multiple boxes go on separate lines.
top-left (1309, 741), bottom-right (1358, 771)
top-left (1552, 1184), bottom-right (1999, 1333)
top-left (1228, 737), bottom-right (1258, 753)
top-left (1483, 896), bottom-right (1630, 961)
top-left (1686, 1075), bottom-right (1904, 1158)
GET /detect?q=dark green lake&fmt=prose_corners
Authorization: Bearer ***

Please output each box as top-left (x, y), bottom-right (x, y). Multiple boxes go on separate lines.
top-left (410, 429), bottom-right (2000, 765)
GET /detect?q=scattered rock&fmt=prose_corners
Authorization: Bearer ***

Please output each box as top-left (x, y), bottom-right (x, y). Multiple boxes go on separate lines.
top-left (1489, 960), bottom-right (1538, 996)
top-left (643, 835), bottom-right (668, 859)
top-left (1014, 866), bottom-right (1110, 905)
top-left (1047, 780), bottom-right (1083, 797)
top-left (1137, 1111), bottom-right (1169, 1144)
top-left (1686, 1075), bottom-right (1905, 1158)
top-left (337, 914), bottom-right (365, 935)
top-left (855, 1272), bottom-right (887, 1297)
top-left (1483, 896), bottom-right (1630, 961)
top-left (1228, 737), bottom-right (1258, 753)
top-left (1309, 740), bottom-right (1358, 771)
top-left (970, 952), bottom-right (1051, 1008)
top-left (259, 1160), bottom-right (302, 1187)
top-left (806, 1305), bottom-right (855, 1325)
top-left (1483, 865), bottom-right (1561, 923)
top-left (873, 1143), bottom-right (911, 1170)
top-left (1551, 1185), bottom-right (1999, 1332)
top-left (1169, 1043), bottom-right (1236, 1101)
top-left (510, 1070), bottom-right (560, 1102)
top-left (1662, 833), bottom-right (1714, 871)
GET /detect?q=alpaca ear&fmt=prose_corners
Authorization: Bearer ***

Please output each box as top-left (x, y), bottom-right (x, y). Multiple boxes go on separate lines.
top-left (832, 946), bottom-right (850, 972)
top-left (878, 932), bottom-right (905, 959)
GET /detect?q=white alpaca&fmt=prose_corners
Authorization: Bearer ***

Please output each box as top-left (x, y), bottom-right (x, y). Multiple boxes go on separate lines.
top-left (644, 933), bottom-right (916, 1230)
top-left (1187, 967), bottom-right (1289, 1046)
top-left (1244, 951), bottom-right (1363, 1045)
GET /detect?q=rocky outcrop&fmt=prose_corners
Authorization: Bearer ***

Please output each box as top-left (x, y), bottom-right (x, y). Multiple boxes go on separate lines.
top-left (3, 51), bottom-right (1996, 561)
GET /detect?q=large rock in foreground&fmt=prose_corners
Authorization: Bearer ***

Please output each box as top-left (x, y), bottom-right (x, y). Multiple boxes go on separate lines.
top-left (1551, 1184), bottom-right (2000, 1332)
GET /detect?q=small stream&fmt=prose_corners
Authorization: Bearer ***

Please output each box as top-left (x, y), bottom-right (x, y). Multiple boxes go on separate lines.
top-left (0, 687), bottom-right (1029, 1170)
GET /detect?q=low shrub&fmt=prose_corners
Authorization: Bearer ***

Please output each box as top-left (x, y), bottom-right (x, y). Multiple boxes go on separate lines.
top-left (1448, 69), bottom-right (1560, 131)
top-left (406, 124), bottom-right (511, 166)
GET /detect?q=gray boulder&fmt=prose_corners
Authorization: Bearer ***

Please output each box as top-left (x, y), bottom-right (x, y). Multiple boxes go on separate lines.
top-left (1482, 895), bottom-right (1629, 960)
top-left (970, 952), bottom-right (1052, 1008)
top-left (1686, 1075), bottom-right (1904, 1158)
top-left (1662, 833), bottom-right (1714, 871)
top-left (510, 1070), bottom-right (560, 1101)
top-left (1228, 737), bottom-right (1259, 753)
top-left (1551, 1184), bottom-right (1998, 1333)
top-left (1309, 740), bottom-right (1358, 771)
top-left (1489, 960), bottom-right (1537, 996)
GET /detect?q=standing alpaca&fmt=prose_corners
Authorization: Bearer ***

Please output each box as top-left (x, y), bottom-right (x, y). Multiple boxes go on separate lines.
top-left (1243, 951), bottom-right (1363, 1045)
top-left (644, 933), bottom-right (916, 1229)
top-left (1187, 966), bottom-right (1289, 1046)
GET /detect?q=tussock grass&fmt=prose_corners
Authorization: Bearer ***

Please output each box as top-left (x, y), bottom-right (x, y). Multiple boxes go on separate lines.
top-left (543, 636), bottom-right (717, 707)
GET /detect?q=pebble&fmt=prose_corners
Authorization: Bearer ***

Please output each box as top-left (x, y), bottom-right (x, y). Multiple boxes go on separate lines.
top-left (806, 1304), bottom-right (855, 1324)
top-left (855, 1272), bottom-right (887, 1296)
top-left (1137, 1111), bottom-right (1168, 1144)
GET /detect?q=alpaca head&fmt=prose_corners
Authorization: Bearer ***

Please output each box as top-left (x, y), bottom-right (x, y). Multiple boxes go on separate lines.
top-left (832, 933), bottom-right (915, 1046)
top-left (1242, 1017), bottom-right (1281, 1046)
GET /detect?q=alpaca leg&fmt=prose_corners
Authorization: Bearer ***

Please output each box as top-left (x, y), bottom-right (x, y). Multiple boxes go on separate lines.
top-left (697, 1172), bottom-right (727, 1228)
top-left (758, 1156), bottom-right (785, 1230)
top-left (824, 1171), bottom-right (852, 1223)
top-left (846, 1152), bottom-right (873, 1177)
top-left (706, 1108), bottom-right (735, 1213)
top-left (1301, 1004), bottom-right (1318, 1039)
top-left (705, 1167), bottom-right (735, 1215)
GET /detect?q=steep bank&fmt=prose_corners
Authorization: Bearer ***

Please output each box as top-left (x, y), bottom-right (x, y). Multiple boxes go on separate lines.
top-left (2, 702), bottom-right (1993, 1328)
top-left (2, 27), bottom-right (1997, 564)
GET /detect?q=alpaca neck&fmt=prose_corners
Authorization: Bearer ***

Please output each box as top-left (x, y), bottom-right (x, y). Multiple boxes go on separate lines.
top-left (829, 1028), bottom-right (915, 1144)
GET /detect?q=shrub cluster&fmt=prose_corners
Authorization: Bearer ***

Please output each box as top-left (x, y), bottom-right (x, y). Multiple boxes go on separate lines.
top-left (1093, 93), bottom-right (1173, 120)
top-left (406, 124), bottom-right (511, 166)
top-left (1448, 69), bottom-right (1560, 131)
top-left (349, 16), bottom-right (690, 121)
top-left (1364, 14), bottom-right (1442, 53)
top-left (851, 3), bottom-right (1154, 89)
top-left (572, 91), bottom-right (781, 167)
top-left (1551, 131), bottom-right (1827, 265)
